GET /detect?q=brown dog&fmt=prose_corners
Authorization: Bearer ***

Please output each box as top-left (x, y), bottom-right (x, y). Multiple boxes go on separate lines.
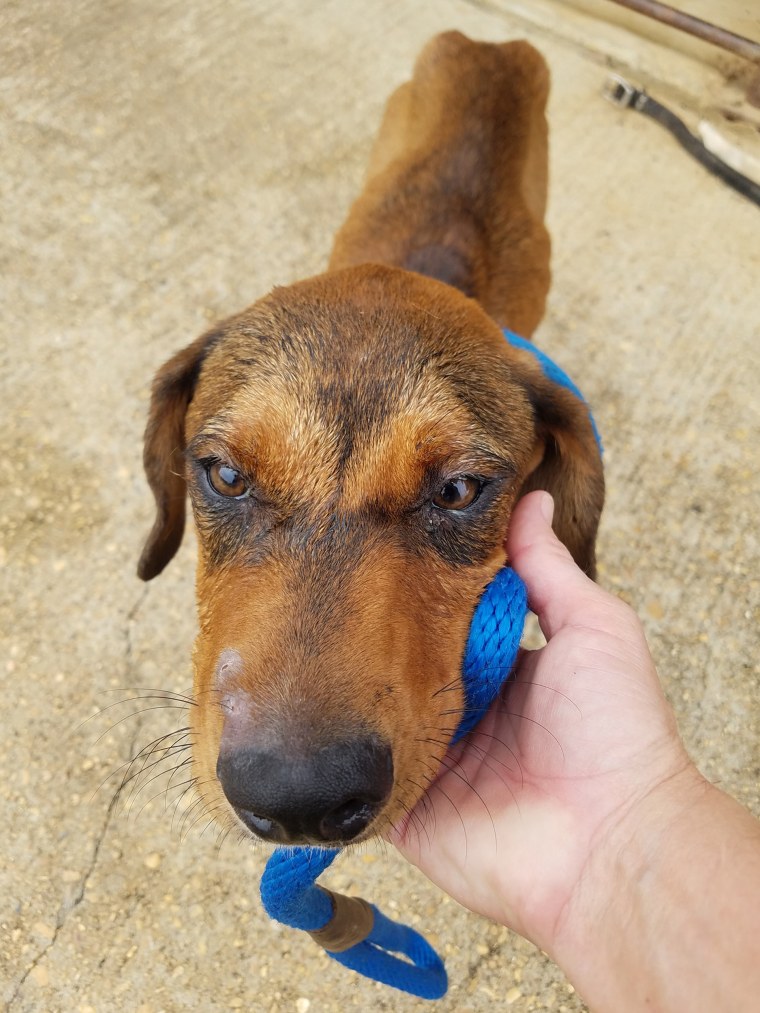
top-left (138, 32), bottom-right (603, 848)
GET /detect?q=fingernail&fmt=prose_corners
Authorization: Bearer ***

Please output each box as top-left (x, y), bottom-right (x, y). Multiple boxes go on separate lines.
top-left (539, 492), bottom-right (555, 525)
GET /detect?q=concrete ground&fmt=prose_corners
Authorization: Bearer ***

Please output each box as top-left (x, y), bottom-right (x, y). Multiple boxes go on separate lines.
top-left (2, 1), bottom-right (758, 1011)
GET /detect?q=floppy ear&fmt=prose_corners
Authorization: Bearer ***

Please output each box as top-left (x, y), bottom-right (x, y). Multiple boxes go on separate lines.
top-left (137, 330), bottom-right (220, 581)
top-left (517, 363), bottom-right (604, 578)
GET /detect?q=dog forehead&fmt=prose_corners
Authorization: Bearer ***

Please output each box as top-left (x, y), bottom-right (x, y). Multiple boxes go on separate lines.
top-left (185, 267), bottom-right (533, 501)
top-left (188, 284), bottom-right (447, 427)
top-left (189, 332), bottom-right (475, 505)
top-left (192, 266), bottom-right (520, 409)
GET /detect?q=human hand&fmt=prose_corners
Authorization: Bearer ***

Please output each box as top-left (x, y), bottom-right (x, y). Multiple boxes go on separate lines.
top-left (390, 490), bottom-right (694, 956)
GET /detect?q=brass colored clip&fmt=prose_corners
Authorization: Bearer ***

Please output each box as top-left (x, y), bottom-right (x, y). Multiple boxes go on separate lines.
top-left (307, 888), bottom-right (375, 953)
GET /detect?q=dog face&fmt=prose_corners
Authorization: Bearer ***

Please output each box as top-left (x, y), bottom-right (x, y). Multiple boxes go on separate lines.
top-left (139, 265), bottom-right (603, 846)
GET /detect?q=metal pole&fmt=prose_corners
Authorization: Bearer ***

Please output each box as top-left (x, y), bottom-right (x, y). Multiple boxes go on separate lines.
top-left (605, 0), bottom-right (760, 63)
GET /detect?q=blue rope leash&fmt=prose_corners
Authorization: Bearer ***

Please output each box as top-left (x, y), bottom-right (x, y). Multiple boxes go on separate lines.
top-left (259, 331), bottom-right (599, 999)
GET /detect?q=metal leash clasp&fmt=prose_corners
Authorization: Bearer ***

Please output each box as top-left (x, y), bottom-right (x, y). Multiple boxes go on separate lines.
top-left (603, 74), bottom-right (642, 109)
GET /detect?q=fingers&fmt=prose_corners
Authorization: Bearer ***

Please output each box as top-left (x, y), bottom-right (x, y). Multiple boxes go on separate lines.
top-left (507, 491), bottom-right (606, 640)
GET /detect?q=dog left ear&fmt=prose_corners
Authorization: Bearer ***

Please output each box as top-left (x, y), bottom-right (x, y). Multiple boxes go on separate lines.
top-left (516, 362), bottom-right (604, 578)
top-left (137, 330), bottom-right (220, 581)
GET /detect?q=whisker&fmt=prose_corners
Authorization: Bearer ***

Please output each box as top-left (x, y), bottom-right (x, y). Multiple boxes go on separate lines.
top-left (404, 779), bottom-right (435, 847)
top-left (190, 804), bottom-right (234, 842)
top-left (122, 741), bottom-right (192, 800)
top-left (430, 678), bottom-right (462, 700)
top-left (116, 728), bottom-right (194, 800)
top-left (467, 728), bottom-right (524, 786)
top-left (491, 707), bottom-right (566, 761)
top-left (78, 688), bottom-right (195, 733)
top-left (106, 686), bottom-right (196, 704)
top-left (182, 804), bottom-right (217, 842)
top-left (93, 726), bottom-right (192, 804)
top-left (507, 677), bottom-right (583, 714)
top-left (179, 782), bottom-right (221, 840)
top-left (170, 780), bottom-right (206, 833)
top-left (131, 764), bottom-right (196, 820)
top-left (193, 685), bottom-right (224, 704)
top-left (437, 754), bottom-right (497, 850)
top-left (425, 777), bottom-right (468, 856)
top-left (165, 753), bottom-right (194, 792)
top-left (453, 737), bottom-right (522, 816)
top-left (91, 705), bottom-right (193, 746)
top-left (214, 824), bottom-right (235, 856)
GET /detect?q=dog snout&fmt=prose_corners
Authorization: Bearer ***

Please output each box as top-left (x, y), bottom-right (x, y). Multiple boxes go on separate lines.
top-left (216, 733), bottom-right (394, 845)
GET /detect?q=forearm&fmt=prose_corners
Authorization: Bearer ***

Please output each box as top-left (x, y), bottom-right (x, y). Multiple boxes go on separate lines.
top-left (553, 768), bottom-right (760, 1012)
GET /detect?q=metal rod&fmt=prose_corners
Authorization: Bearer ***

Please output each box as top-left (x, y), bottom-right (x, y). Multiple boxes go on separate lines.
top-left (605, 0), bottom-right (760, 63)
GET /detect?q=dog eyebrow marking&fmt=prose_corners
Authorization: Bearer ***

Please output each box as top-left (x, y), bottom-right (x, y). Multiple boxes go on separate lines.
top-left (190, 374), bottom-right (345, 513)
top-left (188, 359), bottom-right (520, 525)
top-left (341, 389), bottom-right (510, 514)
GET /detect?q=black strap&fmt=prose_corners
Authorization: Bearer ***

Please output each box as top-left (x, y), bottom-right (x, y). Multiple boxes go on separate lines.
top-left (604, 76), bottom-right (760, 208)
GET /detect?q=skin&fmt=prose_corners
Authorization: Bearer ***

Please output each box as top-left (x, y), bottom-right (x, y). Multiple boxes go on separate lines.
top-left (391, 491), bottom-right (760, 1011)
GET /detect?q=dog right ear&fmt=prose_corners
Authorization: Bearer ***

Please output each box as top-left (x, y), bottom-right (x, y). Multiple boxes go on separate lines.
top-left (508, 345), bottom-right (604, 579)
top-left (137, 331), bottom-right (220, 581)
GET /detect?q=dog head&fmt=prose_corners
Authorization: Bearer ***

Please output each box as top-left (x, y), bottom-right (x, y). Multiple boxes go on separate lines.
top-left (139, 265), bottom-right (603, 846)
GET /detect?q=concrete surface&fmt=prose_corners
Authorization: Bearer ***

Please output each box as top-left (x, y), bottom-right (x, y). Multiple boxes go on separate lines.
top-left (1, 1), bottom-right (758, 1011)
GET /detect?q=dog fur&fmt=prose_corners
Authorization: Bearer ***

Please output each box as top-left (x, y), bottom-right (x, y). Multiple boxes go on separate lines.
top-left (138, 32), bottom-right (604, 847)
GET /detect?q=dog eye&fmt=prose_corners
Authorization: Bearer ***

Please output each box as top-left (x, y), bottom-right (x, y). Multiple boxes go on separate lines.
top-left (206, 462), bottom-right (249, 498)
top-left (432, 476), bottom-right (482, 510)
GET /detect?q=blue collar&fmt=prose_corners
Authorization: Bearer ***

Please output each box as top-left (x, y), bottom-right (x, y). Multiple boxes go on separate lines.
top-left (458, 329), bottom-right (602, 740)
top-left (504, 329), bottom-right (603, 452)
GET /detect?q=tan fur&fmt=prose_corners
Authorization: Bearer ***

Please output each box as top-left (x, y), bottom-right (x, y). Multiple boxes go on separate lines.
top-left (138, 34), bottom-right (603, 845)
top-left (329, 33), bottom-right (551, 335)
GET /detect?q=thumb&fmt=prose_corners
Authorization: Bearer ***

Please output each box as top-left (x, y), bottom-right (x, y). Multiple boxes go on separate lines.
top-left (507, 491), bottom-right (601, 640)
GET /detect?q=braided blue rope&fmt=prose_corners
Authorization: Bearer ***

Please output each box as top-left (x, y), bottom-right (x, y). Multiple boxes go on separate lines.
top-left (259, 567), bottom-right (526, 1000)
top-left (260, 847), bottom-right (337, 930)
top-left (328, 904), bottom-right (449, 998)
top-left (455, 565), bottom-right (528, 742)
top-left (259, 330), bottom-right (599, 999)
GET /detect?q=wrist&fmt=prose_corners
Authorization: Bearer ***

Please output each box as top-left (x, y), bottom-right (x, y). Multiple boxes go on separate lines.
top-left (550, 762), bottom-right (760, 1011)
top-left (549, 758), bottom-right (706, 1006)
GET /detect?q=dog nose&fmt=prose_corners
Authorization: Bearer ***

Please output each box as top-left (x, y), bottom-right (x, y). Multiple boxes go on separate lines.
top-left (216, 735), bottom-right (393, 845)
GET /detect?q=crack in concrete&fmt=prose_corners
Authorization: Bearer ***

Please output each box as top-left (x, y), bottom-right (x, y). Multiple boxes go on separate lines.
top-left (7, 586), bottom-right (150, 1010)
